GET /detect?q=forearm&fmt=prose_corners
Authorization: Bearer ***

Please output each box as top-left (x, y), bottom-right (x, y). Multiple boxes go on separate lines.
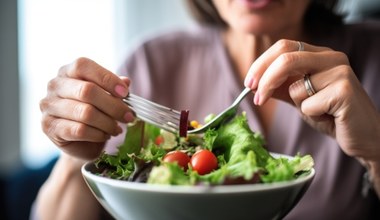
top-left (35, 155), bottom-right (102, 220)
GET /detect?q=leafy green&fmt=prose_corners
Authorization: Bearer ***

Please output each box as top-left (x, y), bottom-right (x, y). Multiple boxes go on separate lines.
top-left (211, 113), bottom-right (270, 166)
top-left (118, 120), bottom-right (160, 155)
top-left (204, 113), bottom-right (216, 124)
top-left (95, 153), bottom-right (134, 180)
top-left (95, 121), bottom-right (162, 180)
top-left (261, 154), bottom-right (314, 183)
top-left (96, 112), bottom-right (314, 185)
top-left (148, 163), bottom-right (197, 185)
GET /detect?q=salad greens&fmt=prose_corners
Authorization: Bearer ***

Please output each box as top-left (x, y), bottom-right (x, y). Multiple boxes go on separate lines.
top-left (95, 112), bottom-right (314, 185)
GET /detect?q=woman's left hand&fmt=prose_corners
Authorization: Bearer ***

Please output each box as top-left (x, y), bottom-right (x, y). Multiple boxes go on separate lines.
top-left (244, 39), bottom-right (380, 163)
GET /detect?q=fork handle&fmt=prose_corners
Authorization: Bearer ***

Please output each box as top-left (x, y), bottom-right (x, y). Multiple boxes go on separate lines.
top-left (232, 87), bottom-right (252, 105)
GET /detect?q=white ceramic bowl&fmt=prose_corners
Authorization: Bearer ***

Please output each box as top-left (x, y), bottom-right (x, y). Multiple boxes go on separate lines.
top-left (82, 153), bottom-right (315, 220)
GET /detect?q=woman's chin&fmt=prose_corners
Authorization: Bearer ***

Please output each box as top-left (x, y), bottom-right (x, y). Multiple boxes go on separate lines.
top-left (232, 21), bottom-right (278, 36)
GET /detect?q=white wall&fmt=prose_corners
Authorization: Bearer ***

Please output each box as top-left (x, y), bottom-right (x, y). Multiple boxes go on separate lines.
top-left (113, 0), bottom-right (194, 66)
top-left (15, 0), bottom-right (194, 169)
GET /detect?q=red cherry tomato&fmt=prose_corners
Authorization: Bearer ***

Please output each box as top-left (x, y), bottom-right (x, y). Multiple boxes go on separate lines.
top-left (163, 151), bottom-right (191, 170)
top-left (155, 135), bottom-right (164, 145)
top-left (190, 150), bottom-right (218, 175)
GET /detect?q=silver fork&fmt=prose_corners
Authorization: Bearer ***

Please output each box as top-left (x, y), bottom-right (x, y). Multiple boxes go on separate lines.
top-left (188, 87), bottom-right (251, 134)
top-left (123, 94), bottom-right (188, 135)
top-left (123, 87), bottom-right (252, 135)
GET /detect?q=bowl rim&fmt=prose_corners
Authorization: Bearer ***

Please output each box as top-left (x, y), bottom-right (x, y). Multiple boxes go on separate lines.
top-left (81, 152), bottom-right (315, 194)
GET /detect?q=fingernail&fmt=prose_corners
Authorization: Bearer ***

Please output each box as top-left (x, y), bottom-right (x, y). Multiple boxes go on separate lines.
top-left (124, 112), bottom-right (135, 122)
top-left (244, 75), bottom-right (254, 87)
top-left (254, 92), bottom-right (260, 105)
top-left (245, 77), bottom-right (259, 91)
top-left (251, 78), bottom-right (258, 89)
top-left (115, 84), bottom-right (128, 97)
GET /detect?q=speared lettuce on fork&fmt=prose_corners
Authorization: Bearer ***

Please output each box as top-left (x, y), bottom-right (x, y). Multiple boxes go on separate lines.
top-left (95, 112), bottom-right (314, 185)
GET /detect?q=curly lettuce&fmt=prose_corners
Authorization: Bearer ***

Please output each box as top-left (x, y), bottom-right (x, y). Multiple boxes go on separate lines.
top-left (95, 113), bottom-right (314, 185)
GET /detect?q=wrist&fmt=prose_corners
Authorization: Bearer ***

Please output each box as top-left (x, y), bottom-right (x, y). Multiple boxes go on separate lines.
top-left (48, 154), bottom-right (89, 183)
top-left (60, 153), bottom-right (89, 169)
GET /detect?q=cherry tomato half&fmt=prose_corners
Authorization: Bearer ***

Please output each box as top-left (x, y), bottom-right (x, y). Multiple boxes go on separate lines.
top-left (155, 135), bottom-right (164, 145)
top-left (163, 151), bottom-right (191, 170)
top-left (190, 150), bottom-right (218, 175)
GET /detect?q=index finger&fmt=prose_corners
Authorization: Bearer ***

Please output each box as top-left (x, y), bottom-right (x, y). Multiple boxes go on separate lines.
top-left (59, 57), bottom-right (128, 98)
top-left (244, 40), bottom-right (330, 90)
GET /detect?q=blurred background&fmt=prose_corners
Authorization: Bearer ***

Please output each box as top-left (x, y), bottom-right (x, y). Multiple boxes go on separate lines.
top-left (0, 0), bottom-right (379, 219)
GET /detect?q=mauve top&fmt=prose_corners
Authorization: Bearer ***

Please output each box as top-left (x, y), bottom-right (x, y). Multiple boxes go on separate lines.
top-left (107, 22), bottom-right (380, 219)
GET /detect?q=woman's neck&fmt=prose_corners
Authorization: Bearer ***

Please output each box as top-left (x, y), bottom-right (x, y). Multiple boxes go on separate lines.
top-left (222, 24), bottom-right (305, 80)
top-left (222, 31), bottom-right (273, 81)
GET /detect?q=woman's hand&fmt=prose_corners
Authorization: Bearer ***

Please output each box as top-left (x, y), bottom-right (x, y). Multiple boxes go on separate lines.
top-left (36, 57), bottom-right (130, 220)
top-left (245, 39), bottom-right (380, 196)
top-left (244, 39), bottom-right (380, 163)
top-left (40, 57), bottom-right (135, 160)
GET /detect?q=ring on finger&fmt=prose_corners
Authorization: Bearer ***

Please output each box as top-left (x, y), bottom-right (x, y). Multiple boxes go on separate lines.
top-left (297, 41), bottom-right (304, 52)
top-left (304, 74), bottom-right (316, 96)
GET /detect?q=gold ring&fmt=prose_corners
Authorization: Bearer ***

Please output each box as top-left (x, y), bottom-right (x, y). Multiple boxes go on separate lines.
top-left (304, 74), bottom-right (316, 96)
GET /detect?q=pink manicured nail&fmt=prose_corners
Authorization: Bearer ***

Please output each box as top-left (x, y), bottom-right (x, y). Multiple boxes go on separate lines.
top-left (124, 112), bottom-right (135, 122)
top-left (244, 75), bottom-right (254, 87)
top-left (254, 92), bottom-right (260, 105)
top-left (115, 85), bottom-right (128, 97)
top-left (245, 76), bottom-right (259, 91)
top-left (251, 78), bottom-right (258, 90)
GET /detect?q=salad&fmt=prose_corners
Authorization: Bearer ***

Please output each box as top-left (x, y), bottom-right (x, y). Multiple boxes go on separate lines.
top-left (95, 112), bottom-right (314, 185)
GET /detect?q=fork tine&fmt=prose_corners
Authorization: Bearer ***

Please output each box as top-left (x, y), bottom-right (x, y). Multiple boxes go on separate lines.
top-left (125, 103), bottom-right (179, 133)
top-left (130, 110), bottom-right (178, 133)
top-left (127, 104), bottom-right (180, 127)
top-left (125, 95), bottom-right (181, 122)
top-left (128, 94), bottom-right (181, 116)
top-left (122, 94), bottom-right (181, 133)
top-left (127, 105), bottom-right (180, 126)
top-left (127, 96), bottom-right (181, 121)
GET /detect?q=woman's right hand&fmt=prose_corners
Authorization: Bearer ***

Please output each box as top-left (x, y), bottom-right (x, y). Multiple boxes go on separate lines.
top-left (40, 57), bottom-right (135, 160)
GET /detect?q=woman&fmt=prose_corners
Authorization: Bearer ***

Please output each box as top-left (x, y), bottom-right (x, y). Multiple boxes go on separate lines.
top-left (36, 0), bottom-right (380, 219)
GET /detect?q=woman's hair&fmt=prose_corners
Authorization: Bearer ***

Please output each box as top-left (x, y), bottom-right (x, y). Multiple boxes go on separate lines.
top-left (185, 0), bottom-right (343, 29)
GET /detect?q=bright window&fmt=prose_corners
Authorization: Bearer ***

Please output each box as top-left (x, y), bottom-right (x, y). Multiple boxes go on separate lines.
top-left (18, 0), bottom-right (193, 168)
top-left (18, 0), bottom-right (118, 168)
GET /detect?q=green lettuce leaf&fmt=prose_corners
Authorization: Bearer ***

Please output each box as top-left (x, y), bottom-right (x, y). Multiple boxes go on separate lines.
top-left (261, 154), bottom-right (314, 183)
top-left (148, 163), bottom-right (197, 185)
top-left (118, 120), bottom-right (160, 155)
top-left (97, 113), bottom-right (314, 185)
top-left (211, 113), bottom-right (271, 166)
